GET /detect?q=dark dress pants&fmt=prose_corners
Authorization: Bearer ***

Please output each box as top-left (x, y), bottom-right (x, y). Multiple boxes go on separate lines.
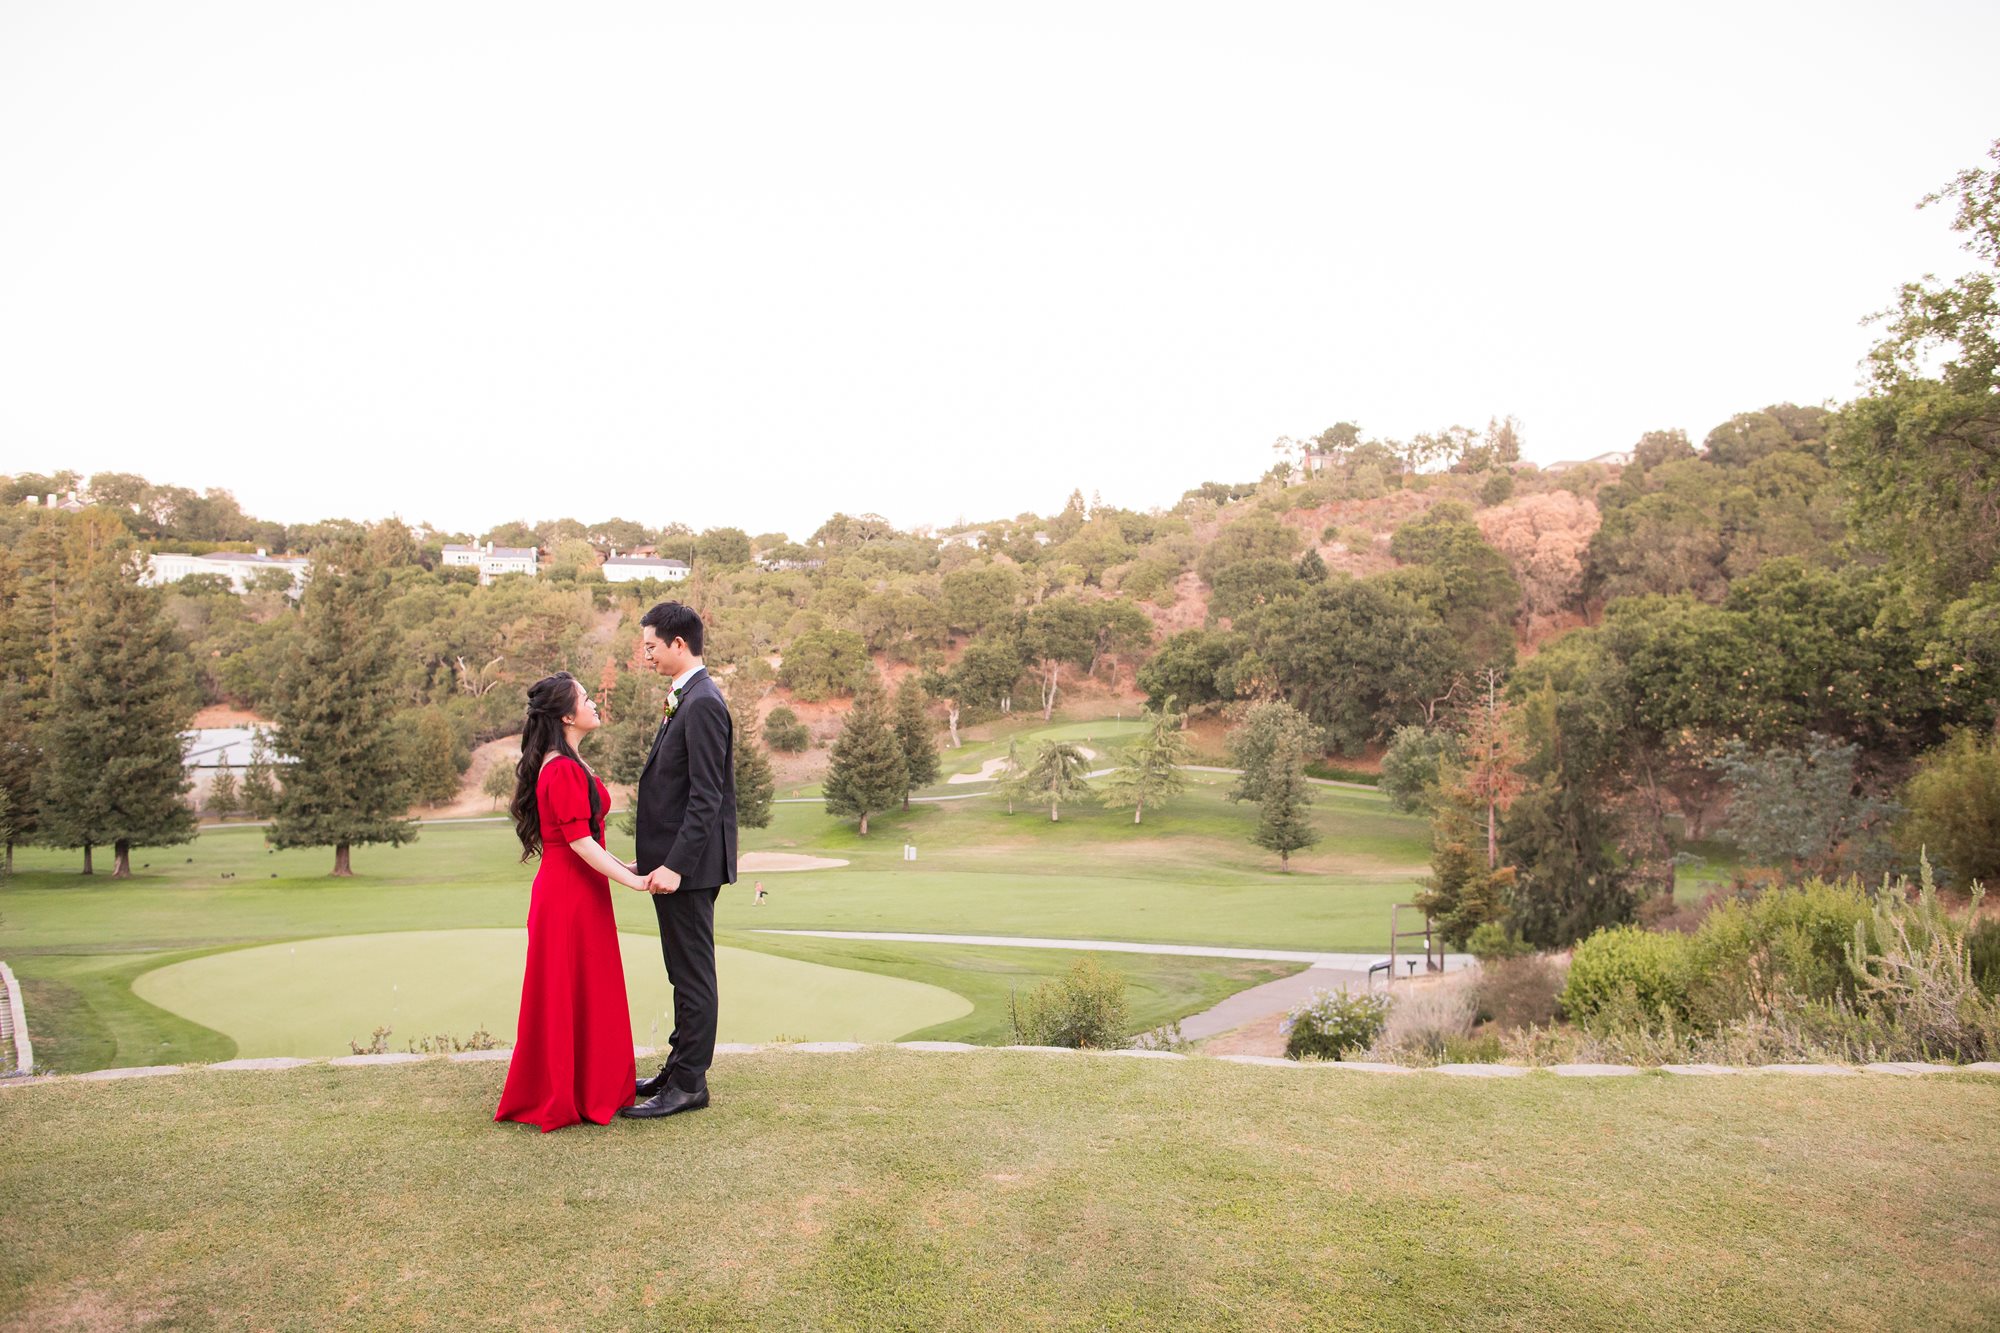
top-left (653, 885), bottom-right (720, 1093)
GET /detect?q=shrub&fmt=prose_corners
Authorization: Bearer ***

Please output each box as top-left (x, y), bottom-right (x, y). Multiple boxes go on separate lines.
top-left (1561, 925), bottom-right (1691, 1024)
top-left (1546, 861), bottom-right (2000, 1065)
top-left (1011, 957), bottom-right (1129, 1049)
top-left (1283, 988), bottom-right (1389, 1061)
top-left (1440, 1032), bottom-right (1505, 1063)
top-left (1369, 974), bottom-right (1477, 1063)
top-left (1466, 921), bottom-right (1533, 962)
top-left (763, 706), bottom-right (811, 753)
top-left (1845, 863), bottom-right (1999, 1062)
top-left (1970, 917), bottom-right (2000, 998)
top-left (1379, 724), bottom-right (1460, 813)
top-left (1473, 956), bottom-right (1565, 1031)
top-left (1897, 728), bottom-right (2000, 888)
top-left (1681, 878), bottom-right (1876, 1025)
top-left (1479, 470), bottom-right (1514, 507)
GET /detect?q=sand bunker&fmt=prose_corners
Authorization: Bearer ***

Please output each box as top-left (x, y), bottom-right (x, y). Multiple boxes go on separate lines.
top-left (946, 746), bottom-right (1097, 784)
top-left (947, 756), bottom-right (1013, 784)
top-left (739, 852), bottom-right (850, 872)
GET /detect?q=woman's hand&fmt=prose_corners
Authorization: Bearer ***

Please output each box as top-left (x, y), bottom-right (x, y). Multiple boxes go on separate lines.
top-left (570, 836), bottom-right (652, 891)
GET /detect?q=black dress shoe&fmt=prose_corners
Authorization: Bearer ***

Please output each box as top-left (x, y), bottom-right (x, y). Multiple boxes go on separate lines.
top-left (635, 1065), bottom-right (673, 1099)
top-left (618, 1085), bottom-right (709, 1119)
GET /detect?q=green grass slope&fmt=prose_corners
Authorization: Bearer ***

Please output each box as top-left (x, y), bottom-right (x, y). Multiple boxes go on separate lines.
top-left (2, 1053), bottom-right (1995, 1330)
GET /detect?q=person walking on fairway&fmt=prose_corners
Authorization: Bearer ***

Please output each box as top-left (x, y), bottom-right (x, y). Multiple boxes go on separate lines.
top-left (623, 601), bottom-right (738, 1119)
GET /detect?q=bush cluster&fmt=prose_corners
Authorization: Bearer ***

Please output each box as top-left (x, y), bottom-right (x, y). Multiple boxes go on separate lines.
top-left (1368, 974), bottom-right (1476, 1063)
top-left (1559, 864), bottom-right (1999, 1063)
top-left (762, 706), bottom-right (811, 753)
top-left (1011, 957), bottom-right (1129, 1049)
top-left (1562, 925), bottom-right (1691, 1022)
top-left (1562, 879), bottom-right (1875, 1027)
top-left (1282, 989), bottom-right (1389, 1061)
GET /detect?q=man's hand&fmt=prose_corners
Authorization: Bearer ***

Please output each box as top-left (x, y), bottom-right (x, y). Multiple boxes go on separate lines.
top-left (646, 866), bottom-right (682, 895)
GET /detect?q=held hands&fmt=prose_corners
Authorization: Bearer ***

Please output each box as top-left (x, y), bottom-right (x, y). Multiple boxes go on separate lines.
top-left (614, 861), bottom-right (678, 893)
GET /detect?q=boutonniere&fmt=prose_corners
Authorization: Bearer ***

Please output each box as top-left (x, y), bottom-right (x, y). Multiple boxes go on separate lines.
top-left (661, 691), bottom-right (679, 722)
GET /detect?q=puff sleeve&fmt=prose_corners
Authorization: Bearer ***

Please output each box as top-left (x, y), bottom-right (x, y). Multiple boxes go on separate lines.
top-left (539, 757), bottom-right (594, 845)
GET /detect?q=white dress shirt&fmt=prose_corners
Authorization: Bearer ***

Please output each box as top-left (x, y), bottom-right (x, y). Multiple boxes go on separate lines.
top-left (668, 662), bottom-right (703, 707)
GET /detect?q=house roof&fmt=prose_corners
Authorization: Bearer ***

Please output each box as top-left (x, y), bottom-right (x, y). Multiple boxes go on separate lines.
top-left (194, 551), bottom-right (305, 566)
top-left (181, 727), bottom-right (293, 768)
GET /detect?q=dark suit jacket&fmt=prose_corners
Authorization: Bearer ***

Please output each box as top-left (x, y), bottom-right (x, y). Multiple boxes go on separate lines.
top-left (635, 667), bottom-right (739, 890)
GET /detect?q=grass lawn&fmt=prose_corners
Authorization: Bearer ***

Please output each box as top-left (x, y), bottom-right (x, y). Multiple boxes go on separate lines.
top-left (130, 930), bottom-right (973, 1055)
top-left (3, 736), bottom-right (1421, 1071)
top-left (2, 1053), bottom-right (1995, 1330)
top-left (717, 933), bottom-right (1300, 1045)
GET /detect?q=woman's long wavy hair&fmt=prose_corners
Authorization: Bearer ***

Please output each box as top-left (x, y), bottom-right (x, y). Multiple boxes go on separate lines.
top-left (511, 672), bottom-right (589, 862)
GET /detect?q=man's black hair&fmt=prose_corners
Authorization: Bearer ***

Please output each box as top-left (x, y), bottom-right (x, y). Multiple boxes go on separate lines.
top-left (640, 601), bottom-right (704, 656)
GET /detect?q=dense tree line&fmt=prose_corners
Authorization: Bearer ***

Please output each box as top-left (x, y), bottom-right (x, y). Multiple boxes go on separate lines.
top-left (1387, 139), bottom-right (2000, 947)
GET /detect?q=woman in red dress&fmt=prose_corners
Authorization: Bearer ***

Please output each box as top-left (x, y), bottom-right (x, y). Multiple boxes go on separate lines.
top-left (495, 672), bottom-right (651, 1132)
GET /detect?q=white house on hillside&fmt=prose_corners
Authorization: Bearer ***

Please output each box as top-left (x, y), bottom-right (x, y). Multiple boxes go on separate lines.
top-left (442, 541), bottom-right (539, 583)
top-left (145, 550), bottom-right (309, 594)
top-left (1289, 450), bottom-right (1339, 484)
top-left (20, 491), bottom-right (87, 513)
top-left (603, 552), bottom-right (690, 583)
top-left (182, 725), bottom-right (293, 810)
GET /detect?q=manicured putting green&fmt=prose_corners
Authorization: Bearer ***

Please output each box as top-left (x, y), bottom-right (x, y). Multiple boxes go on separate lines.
top-left (132, 930), bottom-right (971, 1056)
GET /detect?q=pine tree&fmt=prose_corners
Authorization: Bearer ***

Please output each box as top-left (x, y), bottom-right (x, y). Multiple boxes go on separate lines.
top-left (208, 768), bottom-right (240, 819)
top-left (601, 668), bottom-right (666, 785)
top-left (406, 707), bottom-right (463, 807)
top-left (892, 675), bottom-right (941, 810)
top-left (36, 555), bottom-right (198, 877)
top-left (4, 511), bottom-right (131, 870)
top-left (241, 733), bottom-right (280, 819)
top-left (0, 546), bottom-right (45, 872)
top-left (1021, 740), bottom-right (1094, 822)
top-left (1252, 751), bottom-right (1319, 870)
top-left (823, 675), bottom-right (906, 835)
top-left (1101, 698), bottom-right (1191, 824)
top-left (267, 550), bottom-right (417, 875)
top-left (1416, 774), bottom-right (1516, 946)
top-left (1459, 669), bottom-right (1526, 869)
top-left (731, 693), bottom-right (776, 829)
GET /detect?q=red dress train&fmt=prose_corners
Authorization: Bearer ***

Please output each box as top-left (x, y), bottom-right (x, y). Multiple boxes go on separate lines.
top-left (495, 756), bottom-right (635, 1131)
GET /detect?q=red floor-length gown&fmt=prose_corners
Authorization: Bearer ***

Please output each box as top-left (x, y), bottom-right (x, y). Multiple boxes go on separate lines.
top-left (495, 756), bottom-right (635, 1131)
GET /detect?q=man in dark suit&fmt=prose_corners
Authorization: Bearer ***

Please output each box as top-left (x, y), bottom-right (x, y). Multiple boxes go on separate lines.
top-left (621, 600), bottom-right (738, 1119)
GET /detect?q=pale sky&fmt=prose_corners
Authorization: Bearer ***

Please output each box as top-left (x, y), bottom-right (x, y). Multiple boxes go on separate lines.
top-left (2, 2), bottom-right (1994, 539)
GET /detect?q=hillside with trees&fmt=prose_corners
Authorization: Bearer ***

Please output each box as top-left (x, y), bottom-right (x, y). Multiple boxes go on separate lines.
top-left (4, 142), bottom-right (1997, 933)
